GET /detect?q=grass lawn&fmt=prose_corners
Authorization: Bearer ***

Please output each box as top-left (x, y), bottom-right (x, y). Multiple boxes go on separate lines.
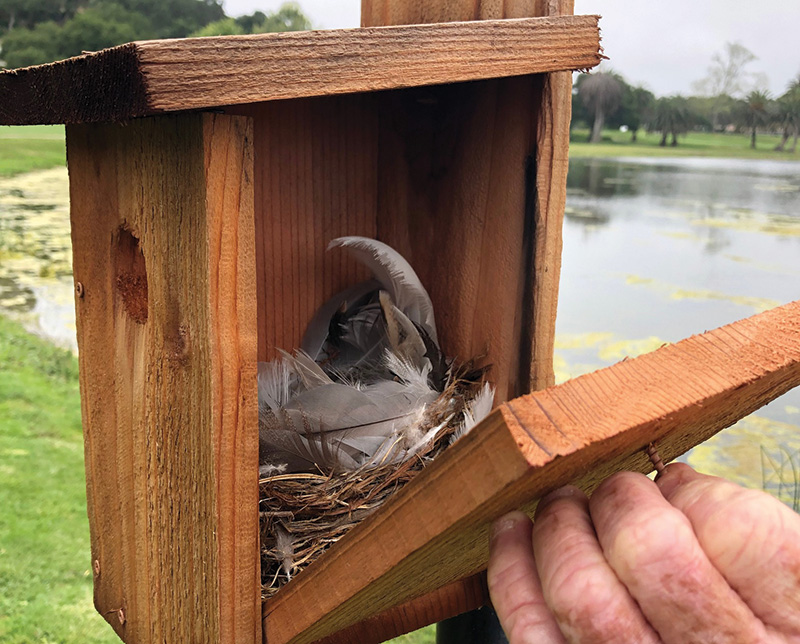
top-left (570, 128), bottom-right (799, 161)
top-left (0, 315), bottom-right (116, 643)
top-left (0, 126), bottom-right (66, 177)
top-left (0, 314), bottom-right (436, 643)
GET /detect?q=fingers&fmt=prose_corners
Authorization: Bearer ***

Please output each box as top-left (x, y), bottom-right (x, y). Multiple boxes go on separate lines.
top-left (590, 472), bottom-right (769, 643)
top-left (657, 463), bottom-right (800, 636)
top-left (531, 487), bottom-right (660, 643)
top-left (488, 511), bottom-right (565, 644)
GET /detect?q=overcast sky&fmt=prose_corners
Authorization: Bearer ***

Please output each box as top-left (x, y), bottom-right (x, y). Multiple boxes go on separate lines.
top-left (220, 0), bottom-right (800, 97)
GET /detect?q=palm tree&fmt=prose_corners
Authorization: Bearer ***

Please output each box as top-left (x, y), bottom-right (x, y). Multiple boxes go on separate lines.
top-left (651, 96), bottom-right (691, 147)
top-left (579, 72), bottom-right (623, 143)
top-left (739, 90), bottom-right (772, 149)
top-left (775, 76), bottom-right (800, 152)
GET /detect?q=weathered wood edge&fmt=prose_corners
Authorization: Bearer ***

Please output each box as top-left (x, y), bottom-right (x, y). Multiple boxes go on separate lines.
top-left (262, 300), bottom-right (800, 644)
top-left (0, 15), bottom-right (600, 125)
top-left (1, 43), bottom-right (151, 125)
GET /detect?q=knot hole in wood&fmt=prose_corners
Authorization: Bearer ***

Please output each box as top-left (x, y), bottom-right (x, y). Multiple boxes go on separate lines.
top-left (114, 226), bottom-right (148, 324)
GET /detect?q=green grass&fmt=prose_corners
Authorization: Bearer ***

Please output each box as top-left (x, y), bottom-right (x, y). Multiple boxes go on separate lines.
top-left (0, 314), bottom-right (436, 643)
top-left (0, 126), bottom-right (66, 177)
top-left (570, 128), bottom-right (799, 160)
top-left (0, 315), bottom-right (117, 643)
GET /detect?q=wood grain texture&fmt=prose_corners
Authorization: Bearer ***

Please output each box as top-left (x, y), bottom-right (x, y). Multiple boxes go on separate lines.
top-left (263, 300), bottom-right (800, 644)
top-left (229, 95), bottom-right (379, 361)
top-left (0, 16), bottom-right (601, 125)
top-left (314, 575), bottom-right (489, 644)
top-left (68, 113), bottom-right (260, 643)
top-left (373, 76), bottom-right (539, 404)
top-left (529, 0), bottom-right (574, 390)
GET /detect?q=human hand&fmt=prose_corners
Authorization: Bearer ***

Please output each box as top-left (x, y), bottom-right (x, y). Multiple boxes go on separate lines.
top-left (487, 463), bottom-right (800, 643)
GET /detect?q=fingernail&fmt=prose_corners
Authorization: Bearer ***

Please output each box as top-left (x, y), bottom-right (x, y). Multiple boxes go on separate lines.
top-left (656, 462), bottom-right (698, 499)
top-left (490, 511), bottom-right (529, 542)
top-left (534, 485), bottom-right (582, 519)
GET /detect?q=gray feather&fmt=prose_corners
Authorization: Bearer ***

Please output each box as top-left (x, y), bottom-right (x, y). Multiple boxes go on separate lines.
top-left (329, 236), bottom-right (438, 342)
top-left (301, 279), bottom-right (380, 361)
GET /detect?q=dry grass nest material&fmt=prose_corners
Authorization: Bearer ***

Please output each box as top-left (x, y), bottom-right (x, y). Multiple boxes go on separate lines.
top-left (259, 371), bottom-right (486, 599)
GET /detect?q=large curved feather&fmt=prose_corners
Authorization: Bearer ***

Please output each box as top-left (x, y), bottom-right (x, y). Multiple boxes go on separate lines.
top-left (329, 236), bottom-right (437, 342)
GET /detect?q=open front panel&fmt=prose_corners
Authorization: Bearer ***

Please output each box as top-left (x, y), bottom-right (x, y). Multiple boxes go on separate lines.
top-left (233, 75), bottom-right (545, 403)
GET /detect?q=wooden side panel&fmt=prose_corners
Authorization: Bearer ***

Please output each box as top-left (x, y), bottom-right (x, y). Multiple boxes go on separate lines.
top-left (263, 300), bottom-right (800, 644)
top-left (67, 113), bottom-right (260, 643)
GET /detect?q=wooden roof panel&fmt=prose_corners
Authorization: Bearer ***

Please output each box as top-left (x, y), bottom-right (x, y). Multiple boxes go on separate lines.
top-left (0, 15), bottom-right (600, 125)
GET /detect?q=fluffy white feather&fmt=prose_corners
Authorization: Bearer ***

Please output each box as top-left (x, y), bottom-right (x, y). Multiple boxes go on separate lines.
top-left (451, 382), bottom-right (495, 443)
top-left (274, 524), bottom-right (295, 581)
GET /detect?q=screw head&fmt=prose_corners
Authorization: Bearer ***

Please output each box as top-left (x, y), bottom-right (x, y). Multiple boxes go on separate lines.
top-left (75, 282), bottom-right (85, 298)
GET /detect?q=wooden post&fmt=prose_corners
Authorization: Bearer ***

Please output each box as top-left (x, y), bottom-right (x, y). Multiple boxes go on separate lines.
top-left (67, 113), bottom-right (260, 643)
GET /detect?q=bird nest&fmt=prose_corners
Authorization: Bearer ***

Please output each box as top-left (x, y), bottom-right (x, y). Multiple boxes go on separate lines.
top-left (259, 372), bottom-right (486, 599)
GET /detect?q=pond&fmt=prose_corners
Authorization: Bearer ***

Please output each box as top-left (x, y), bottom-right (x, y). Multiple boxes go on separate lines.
top-left (0, 157), bottom-right (798, 505)
top-left (561, 156), bottom-right (800, 507)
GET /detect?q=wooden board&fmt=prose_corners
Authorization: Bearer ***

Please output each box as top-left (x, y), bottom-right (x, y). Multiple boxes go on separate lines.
top-left (262, 300), bottom-right (800, 644)
top-left (0, 15), bottom-right (600, 125)
top-left (230, 95), bottom-right (379, 363)
top-left (530, 0), bottom-right (575, 391)
top-left (67, 113), bottom-right (260, 643)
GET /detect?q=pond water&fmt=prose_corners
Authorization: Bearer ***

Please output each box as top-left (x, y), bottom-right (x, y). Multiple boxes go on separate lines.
top-left (561, 157), bottom-right (800, 507)
top-left (0, 168), bottom-right (75, 350)
top-left (0, 157), bottom-right (798, 505)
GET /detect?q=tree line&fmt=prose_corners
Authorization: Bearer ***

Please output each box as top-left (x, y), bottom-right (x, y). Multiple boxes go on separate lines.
top-left (574, 43), bottom-right (800, 151)
top-left (0, 0), bottom-right (310, 69)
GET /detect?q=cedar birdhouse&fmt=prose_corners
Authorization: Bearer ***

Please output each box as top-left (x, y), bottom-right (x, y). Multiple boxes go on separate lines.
top-left (3, 2), bottom-right (799, 643)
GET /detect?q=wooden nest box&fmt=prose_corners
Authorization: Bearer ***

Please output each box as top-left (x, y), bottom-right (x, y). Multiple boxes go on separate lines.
top-left (3, 1), bottom-right (800, 642)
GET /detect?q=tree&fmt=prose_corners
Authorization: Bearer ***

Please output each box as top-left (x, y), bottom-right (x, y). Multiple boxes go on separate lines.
top-left (114, 0), bottom-right (225, 38)
top-left (3, 3), bottom-right (154, 67)
top-left (579, 71), bottom-right (623, 143)
top-left (1, 20), bottom-right (62, 67)
top-left (189, 17), bottom-right (244, 37)
top-left (612, 84), bottom-right (655, 142)
top-left (775, 75), bottom-right (800, 152)
top-left (58, 4), bottom-right (154, 55)
top-left (0, 0), bottom-right (85, 33)
top-left (255, 3), bottom-right (311, 33)
top-left (737, 90), bottom-right (772, 149)
top-left (651, 96), bottom-right (691, 147)
top-left (692, 42), bottom-right (759, 130)
top-left (190, 4), bottom-right (311, 37)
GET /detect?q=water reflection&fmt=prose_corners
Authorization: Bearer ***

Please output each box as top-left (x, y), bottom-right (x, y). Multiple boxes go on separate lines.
top-left (0, 168), bottom-right (75, 350)
top-left (559, 156), bottom-right (800, 501)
